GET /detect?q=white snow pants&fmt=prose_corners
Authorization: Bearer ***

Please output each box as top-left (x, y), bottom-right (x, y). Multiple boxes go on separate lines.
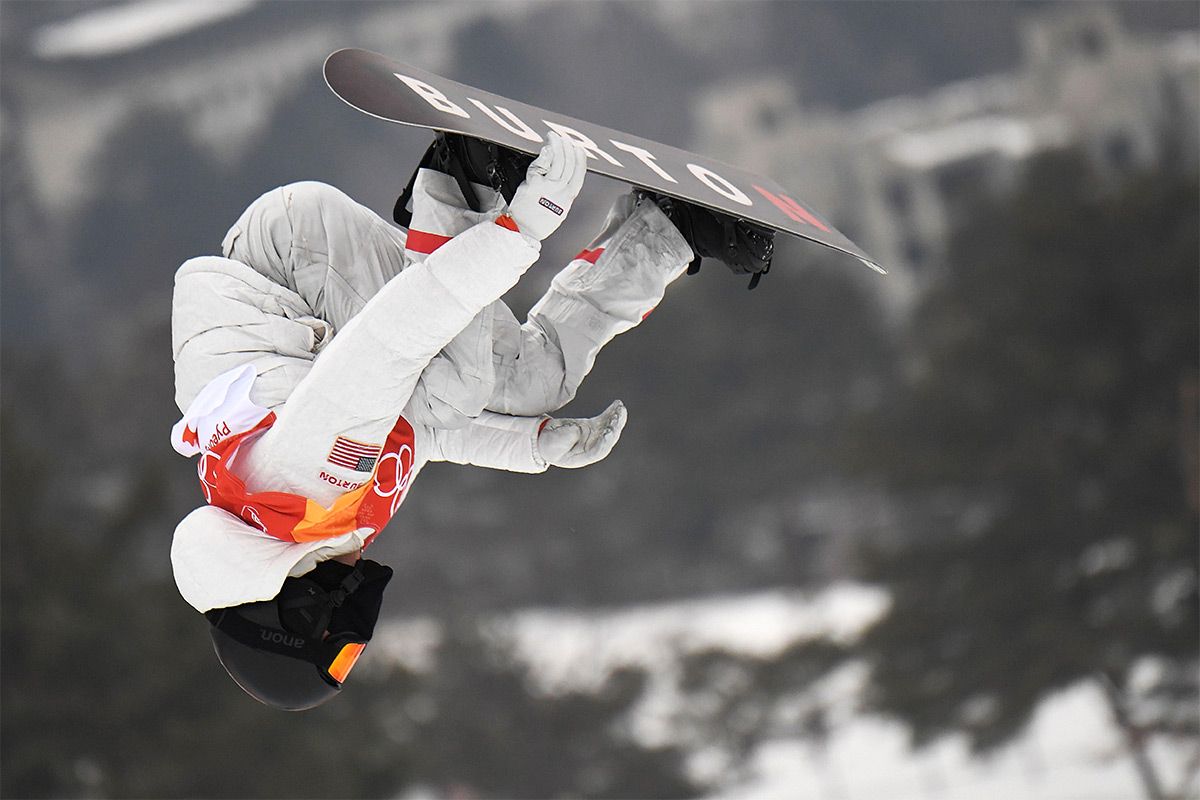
top-left (225, 177), bottom-right (691, 503)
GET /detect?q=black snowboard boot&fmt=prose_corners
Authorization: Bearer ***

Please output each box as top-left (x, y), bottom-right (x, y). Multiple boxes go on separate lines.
top-left (394, 133), bottom-right (534, 226)
top-left (638, 191), bottom-right (775, 289)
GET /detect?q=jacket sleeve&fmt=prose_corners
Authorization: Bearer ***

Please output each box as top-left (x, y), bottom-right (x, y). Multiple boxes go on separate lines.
top-left (424, 411), bottom-right (549, 474)
top-left (276, 220), bottom-right (541, 427)
top-left (349, 219), bottom-right (540, 374)
top-left (172, 256), bottom-right (329, 413)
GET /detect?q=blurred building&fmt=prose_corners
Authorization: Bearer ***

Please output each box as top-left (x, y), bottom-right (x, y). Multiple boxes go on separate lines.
top-left (695, 6), bottom-right (1200, 312)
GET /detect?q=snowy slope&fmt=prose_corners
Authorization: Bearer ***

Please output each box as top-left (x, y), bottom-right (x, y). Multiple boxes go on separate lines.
top-left (375, 585), bottom-right (1195, 799)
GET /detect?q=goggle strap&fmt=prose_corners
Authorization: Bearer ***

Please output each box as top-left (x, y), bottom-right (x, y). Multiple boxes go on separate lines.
top-left (278, 585), bottom-right (332, 637)
top-left (328, 563), bottom-right (367, 608)
top-left (208, 609), bottom-right (325, 662)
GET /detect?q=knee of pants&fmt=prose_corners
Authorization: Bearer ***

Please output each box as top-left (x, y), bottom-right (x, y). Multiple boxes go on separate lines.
top-left (243, 181), bottom-right (346, 223)
top-left (279, 181), bottom-right (358, 226)
top-left (224, 182), bottom-right (346, 258)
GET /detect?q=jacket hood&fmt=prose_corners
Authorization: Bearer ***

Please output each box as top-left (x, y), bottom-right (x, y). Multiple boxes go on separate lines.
top-left (171, 505), bottom-right (367, 613)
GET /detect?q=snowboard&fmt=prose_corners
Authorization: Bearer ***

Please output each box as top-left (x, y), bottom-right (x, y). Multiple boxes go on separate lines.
top-left (324, 48), bottom-right (885, 275)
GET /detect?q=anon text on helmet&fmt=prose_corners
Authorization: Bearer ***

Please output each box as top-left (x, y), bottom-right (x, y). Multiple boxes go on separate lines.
top-left (261, 630), bottom-right (305, 648)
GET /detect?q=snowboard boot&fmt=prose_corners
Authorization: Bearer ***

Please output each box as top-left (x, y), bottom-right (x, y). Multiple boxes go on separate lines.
top-left (394, 133), bottom-right (534, 226)
top-left (637, 191), bottom-right (775, 289)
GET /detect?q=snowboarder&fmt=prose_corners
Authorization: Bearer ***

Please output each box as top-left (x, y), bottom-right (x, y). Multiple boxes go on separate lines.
top-left (170, 132), bottom-right (773, 710)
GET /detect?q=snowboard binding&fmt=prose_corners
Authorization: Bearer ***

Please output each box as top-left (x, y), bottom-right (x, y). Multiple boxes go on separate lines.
top-left (394, 133), bottom-right (534, 226)
top-left (637, 191), bottom-right (775, 289)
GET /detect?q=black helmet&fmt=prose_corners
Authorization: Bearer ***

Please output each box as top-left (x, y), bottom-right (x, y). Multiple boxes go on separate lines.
top-left (204, 559), bottom-right (393, 711)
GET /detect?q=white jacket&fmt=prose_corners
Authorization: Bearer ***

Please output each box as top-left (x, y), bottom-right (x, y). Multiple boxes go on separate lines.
top-left (172, 217), bottom-right (549, 613)
top-left (171, 180), bottom-right (691, 614)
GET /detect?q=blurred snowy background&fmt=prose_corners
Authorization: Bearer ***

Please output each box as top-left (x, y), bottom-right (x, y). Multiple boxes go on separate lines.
top-left (2, 1), bottom-right (1197, 798)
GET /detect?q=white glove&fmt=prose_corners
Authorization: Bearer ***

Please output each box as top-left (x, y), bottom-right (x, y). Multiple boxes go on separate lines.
top-left (537, 400), bottom-right (627, 469)
top-left (507, 131), bottom-right (588, 241)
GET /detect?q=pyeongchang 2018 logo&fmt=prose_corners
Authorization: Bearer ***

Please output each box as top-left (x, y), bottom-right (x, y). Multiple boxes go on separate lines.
top-left (241, 505), bottom-right (269, 533)
top-left (197, 450), bottom-right (222, 504)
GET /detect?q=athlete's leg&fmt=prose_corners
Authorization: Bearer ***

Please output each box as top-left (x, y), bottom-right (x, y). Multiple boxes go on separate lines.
top-left (487, 193), bottom-right (694, 417)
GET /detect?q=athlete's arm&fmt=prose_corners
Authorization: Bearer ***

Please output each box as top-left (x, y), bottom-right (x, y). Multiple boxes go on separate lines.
top-left (426, 402), bottom-right (627, 473)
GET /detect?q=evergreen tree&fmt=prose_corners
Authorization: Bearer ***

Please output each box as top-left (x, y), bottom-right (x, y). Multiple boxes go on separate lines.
top-left (849, 152), bottom-right (1198, 794)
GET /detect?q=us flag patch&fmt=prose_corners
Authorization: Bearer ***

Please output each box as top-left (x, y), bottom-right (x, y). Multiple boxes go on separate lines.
top-left (327, 436), bottom-right (382, 472)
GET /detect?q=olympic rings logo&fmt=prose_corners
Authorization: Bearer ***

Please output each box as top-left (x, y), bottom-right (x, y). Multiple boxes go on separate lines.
top-left (241, 505), bottom-right (269, 533)
top-left (372, 444), bottom-right (415, 516)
